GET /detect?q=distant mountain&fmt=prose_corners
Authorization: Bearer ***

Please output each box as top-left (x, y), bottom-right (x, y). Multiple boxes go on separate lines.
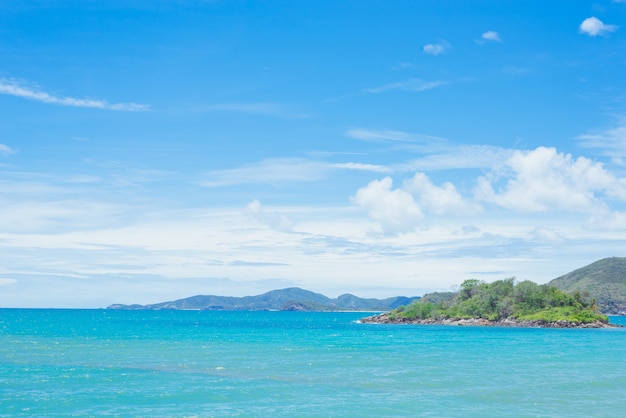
top-left (107, 287), bottom-right (420, 311)
top-left (548, 257), bottom-right (626, 314)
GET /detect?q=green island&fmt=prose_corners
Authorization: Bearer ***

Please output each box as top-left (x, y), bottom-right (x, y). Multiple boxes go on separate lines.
top-left (362, 278), bottom-right (617, 328)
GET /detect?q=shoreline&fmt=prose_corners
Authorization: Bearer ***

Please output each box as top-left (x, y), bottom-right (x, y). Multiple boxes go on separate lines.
top-left (360, 313), bottom-right (620, 328)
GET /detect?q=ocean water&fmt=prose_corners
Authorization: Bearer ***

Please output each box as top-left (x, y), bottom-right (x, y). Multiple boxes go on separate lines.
top-left (1, 310), bottom-right (625, 417)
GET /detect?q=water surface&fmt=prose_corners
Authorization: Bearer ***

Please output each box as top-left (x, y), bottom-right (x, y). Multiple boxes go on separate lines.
top-left (1, 309), bottom-right (625, 416)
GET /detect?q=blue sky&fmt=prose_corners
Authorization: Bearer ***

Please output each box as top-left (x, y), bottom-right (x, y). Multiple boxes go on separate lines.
top-left (2, 1), bottom-right (626, 307)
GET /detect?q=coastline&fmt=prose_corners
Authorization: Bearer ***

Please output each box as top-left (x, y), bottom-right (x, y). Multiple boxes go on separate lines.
top-left (360, 312), bottom-right (620, 328)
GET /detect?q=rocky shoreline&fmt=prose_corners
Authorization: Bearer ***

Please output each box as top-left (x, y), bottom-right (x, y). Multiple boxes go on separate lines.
top-left (360, 312), bottom-right (619, 328)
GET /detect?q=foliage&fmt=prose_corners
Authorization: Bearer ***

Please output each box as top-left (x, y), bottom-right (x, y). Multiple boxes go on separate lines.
top-left (548, 257), bottom-right (626, 314)
top-left (395, 278), bottom-right (608, 324)
top-left (419, 291), bottom-right (455, 305)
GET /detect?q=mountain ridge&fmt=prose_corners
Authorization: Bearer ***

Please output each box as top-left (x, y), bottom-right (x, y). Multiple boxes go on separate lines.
top-left (107, 257), bottom-right (626, 314)
top-left (107, 287), bottom-right (420, 311)
top-left (548, 257), bottom-right (626, 314)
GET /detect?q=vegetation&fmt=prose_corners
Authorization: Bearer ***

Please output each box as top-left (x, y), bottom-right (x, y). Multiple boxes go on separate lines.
top-left (390, 278), bottom-right (608, 324)
top-left (549, 257), bottom-right (626, 314)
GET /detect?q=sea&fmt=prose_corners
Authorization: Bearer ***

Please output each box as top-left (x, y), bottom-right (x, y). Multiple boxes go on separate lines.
top-left (1, 309), bottom-right (625, 417)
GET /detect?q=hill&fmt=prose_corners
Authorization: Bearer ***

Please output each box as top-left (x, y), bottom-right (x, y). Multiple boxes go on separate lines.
top-left (548, 257), bottom-right (626, 314)
top-left (107, 287), bottom-right (420, 311)
top-left (362, 278), bottom-right (611, 328)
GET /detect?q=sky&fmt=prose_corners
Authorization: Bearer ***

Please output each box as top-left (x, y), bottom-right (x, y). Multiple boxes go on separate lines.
top-left (1, 1), bottom-right (626, 308)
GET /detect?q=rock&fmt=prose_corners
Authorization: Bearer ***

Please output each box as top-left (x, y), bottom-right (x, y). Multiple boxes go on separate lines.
top-left (360, 314), bottom-right (620, 328)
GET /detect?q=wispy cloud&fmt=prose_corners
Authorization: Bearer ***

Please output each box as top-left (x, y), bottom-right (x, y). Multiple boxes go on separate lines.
top-left (362, 78), bottom-right (444, 94)
top-left (346, 128), bottom-right (513, 170)
top-left (578, 124), bottom-right (626, 158)
top-left (202, 102), bottom-right (311, 119)
top-left (246, 199), bottom-right (295, 232)
top-left (346, 128), bottom-right (415, 142)
top-left (392, 62), bottom-right (415, 71)
top-left (332, 162), bottom-right (391, 173)
top-left (579, 17), bottom-right (617, 36)
top-left (423, 41), bottom-right (451, 55)
top-left (198, 158), bottom-right (329, 187)
top-left (0, 79), bottom-right (149, 111)
top-left (397, 145), bottom-right (514, 171)
top-left (0, 144), bottom-right (16, 156)
top-left (198, 157), bottom-right (393, 187)
top-left (345, 128), bottom-right (447, 151)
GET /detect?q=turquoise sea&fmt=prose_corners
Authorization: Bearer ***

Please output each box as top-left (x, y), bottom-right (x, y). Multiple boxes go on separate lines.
top-left (1, 309), bottom-right (625, 417)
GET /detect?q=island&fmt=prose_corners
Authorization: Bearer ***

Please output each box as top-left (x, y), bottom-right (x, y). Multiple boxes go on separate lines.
top-left (107, 287), bottom-right (420, 312)
top-left (361, 278), bottom-right (617, 328)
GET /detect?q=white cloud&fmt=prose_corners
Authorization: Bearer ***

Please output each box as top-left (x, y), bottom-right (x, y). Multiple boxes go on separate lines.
top-left (476, 147), bottom-right (626, 212)
top-left (423, 42), bottom-right (450, 55)
top-left (352, 177), bottom-right (423, 235)
top-left (404, 173), bottom-right (482, 216)
top-left (346, 128), bottom-right (414, 142)
top-left (586, 210), bottom-right (626, 229)
top-left (245, 200), bottom-right (295, 232)
top-left (0, 79), bottom-right (149, 111)
top-left (578, 125), bottom-right (626, 157)
top-left (0, 199), bottom-right (127, 233)
top-left (363, 78), bottom-right (444, 93)
top-left (579, 17), bottom-right (617, 36)
top-left (198, 158), bottom-right (329, 187)
top-left (352, 172), bottom-right (482, 234)
top-left (397, 145), bottom-right (514, 171)
top-left (529, 226), bottom-right (565, 244)
top-left (481, 31), bottom-right (502, 42)
top-left (332, 162), bottom-right (391, 173)
top-left (198, 157), bottom-right (394, 187)
top-left (345, 128), bottom-right (446, 145)
top-left (0, 144), bottom-right (16, 156)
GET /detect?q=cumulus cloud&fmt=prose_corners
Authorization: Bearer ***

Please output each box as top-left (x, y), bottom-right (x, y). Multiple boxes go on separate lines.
top-left (245, 200), bottom-right (295, 232)
top-left (0, 144), bottom-right (16, 156)
top-left (476, 147), bottom-right (626, 212)
top-left (352, 177), bottom-right (423, 235)
top-left (0, 79), bottom-right (148, 111)
top-left (363, 78), bottom-right (444, 94)
top-left (352, 173), bottom-right (481, 234)
top-left (481, 31), bottom-right (502, 42)
top-left (404, 173), bottom-right (482, 216)
top-left (579, 17), bottom-right (617, 36)
top-left (423, 41), bottom-right (450, 55)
